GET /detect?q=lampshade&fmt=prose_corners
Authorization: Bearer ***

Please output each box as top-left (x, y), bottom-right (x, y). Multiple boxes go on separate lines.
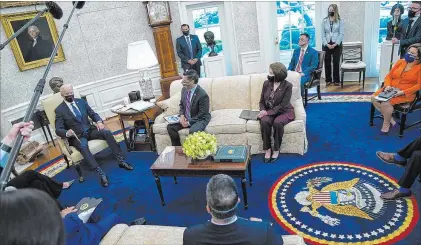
top-left (127, 40), bottom-right (158, 70)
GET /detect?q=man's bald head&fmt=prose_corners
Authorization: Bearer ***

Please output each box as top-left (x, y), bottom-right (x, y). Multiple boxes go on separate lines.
top-left (60, 84), bottom-right (74, 97)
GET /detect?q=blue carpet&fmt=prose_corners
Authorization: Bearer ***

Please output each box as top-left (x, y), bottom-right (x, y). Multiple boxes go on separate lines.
top-left (55, 102), bottom-right (420, 244)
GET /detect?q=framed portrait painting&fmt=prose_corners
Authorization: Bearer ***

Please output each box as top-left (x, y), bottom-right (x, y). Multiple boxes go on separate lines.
top-left (1, 11), bottom-right (65, 71)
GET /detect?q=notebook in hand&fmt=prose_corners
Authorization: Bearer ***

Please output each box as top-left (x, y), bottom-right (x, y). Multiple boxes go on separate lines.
top-left (240, 110), bottom-right (260, 120)
top-left (376, 88), bottom-right (400, 101)
top-left (164, 114), bottom-right (180, 124)
top-left (75, 197), bottom-right (103, 223)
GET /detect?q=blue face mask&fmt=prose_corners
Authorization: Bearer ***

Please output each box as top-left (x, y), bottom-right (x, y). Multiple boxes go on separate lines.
top-left (404, 53), bottom-right (417, 63)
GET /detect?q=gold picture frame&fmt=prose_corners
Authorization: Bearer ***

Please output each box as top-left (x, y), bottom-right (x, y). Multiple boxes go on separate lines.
top-left (1, 10), bottom-right (65, 71)
top-left (0, 1), bottom-right (44, 9)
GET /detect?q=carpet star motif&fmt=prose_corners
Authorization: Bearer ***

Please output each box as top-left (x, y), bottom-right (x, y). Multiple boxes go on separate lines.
top-left (281, 205), bottom-right (287, 208)
top-left (397, 200), bottom-right (403, 203)
top-left (291, 217), bottom-right (296, 221)
top-left (344, 168), bottom-right (349, 170)
top-left (301, 224), bottom-right (307, 229)
top-left (338, 235), bottom-right (345, 239)
top-left (388, 221), bottom-right (396, 226)
top-left (392, 218), bottom-right (398, 222)
top-left (374, 177), bottom-right (379, 180)
top-left (397, 204), bottom-right (403, 208)
top-left (355, 234), bottom-right (362, 239)
top-left (371, 231), bottom-right (378, 236)
top-left (363, 233), bottom-right (370, 238)
top-left (347, 235), bottom-right (353, 240)
top-left (377, 228), bottom-right (385, 233)
top-left (388, 187), bottom-right (394, 190)
top-left (315, 230), bottom-right (321, 235)
top-left (308, 228), bottom-right (313, 232)
top-left (330, 234), bottom-right (337, 238)
top-left (322, 232), bottom-right (329, 237)
top-left (296, 221), bottom-right (302, 225)
top-left (356, 170), bottom-right (361, 173)
top-left (384, 225), bottom-right (391, 230)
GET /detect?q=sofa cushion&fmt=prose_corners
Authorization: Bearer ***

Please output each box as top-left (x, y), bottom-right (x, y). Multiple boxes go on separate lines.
top-left (250, 73), bottom-right (267, 110)
top-left (211, 75), bottom-right (251, 111)
top-left (206, 109), bottom-right (247, 134)
top-left (115, 225), bottom-right (186, 245)
top-left (246, 119), bottom-right (304, 134)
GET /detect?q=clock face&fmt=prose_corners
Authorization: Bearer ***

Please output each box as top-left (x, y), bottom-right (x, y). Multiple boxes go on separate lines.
top-left (149, 2), bottom-right (170, 24)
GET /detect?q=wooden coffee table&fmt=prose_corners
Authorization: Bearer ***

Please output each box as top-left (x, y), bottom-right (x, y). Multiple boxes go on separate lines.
top-left (150, 145), bottom-right (252, 209)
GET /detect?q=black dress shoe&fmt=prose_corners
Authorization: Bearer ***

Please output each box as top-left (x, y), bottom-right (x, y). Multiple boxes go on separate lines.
top-left (264, 149), bottom-right (272, 163)
top-left (100, 175), bottom-right (109, 187)
top-left (130, 217), bottom-right (147, 226)
top-left (270, 153), bottom-right (279, 163)
top-left (119, 162), bottom-right (134, 170)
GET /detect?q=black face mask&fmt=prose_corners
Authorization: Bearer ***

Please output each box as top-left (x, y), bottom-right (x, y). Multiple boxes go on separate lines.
top-left (182, 31), bottom-right (190, 36)
top-left (408, 10), bottom-right (416, 18)
top-left (267, 75), bottom-right (275, 82)
top-left (64, 95), bottom-right (74, 103)
top-left (329, 12), bottom-right (334, 17)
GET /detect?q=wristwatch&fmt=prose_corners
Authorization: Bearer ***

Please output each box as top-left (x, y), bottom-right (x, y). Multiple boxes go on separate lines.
top-left (0, 143), bottom-right (12, 153)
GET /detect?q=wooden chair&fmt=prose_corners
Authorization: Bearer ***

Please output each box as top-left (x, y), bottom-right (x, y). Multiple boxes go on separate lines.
top-left (341, 42), bottom-right (366, 89)
top-left (303, 51), bottom-right (325, 108)
top-left (369, 84), bottom-right (421, 137)
top-left (41, 93), bottom-right (109, 182)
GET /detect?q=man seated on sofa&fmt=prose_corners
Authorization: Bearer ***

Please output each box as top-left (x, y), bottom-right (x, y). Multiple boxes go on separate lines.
top-left (183, 174), bottom-right (283, 245)
top-left (288, 33), bottom-right (318, 97)
top-left (55, 84), bottom-right (133, 187)
top-left (167, 69), bottom-right (211, 146)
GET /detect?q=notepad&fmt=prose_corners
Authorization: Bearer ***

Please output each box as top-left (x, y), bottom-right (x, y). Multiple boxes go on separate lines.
top-left (239, 110), bottom-right (260, 120)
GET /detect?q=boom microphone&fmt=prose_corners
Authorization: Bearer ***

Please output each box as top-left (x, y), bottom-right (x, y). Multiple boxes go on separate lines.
top-left (0, 1), bottom-right (63, 50)
top-left (46, 1), bottom-right (63, 20)
top-left (72, 1), bottom-right (86, 9)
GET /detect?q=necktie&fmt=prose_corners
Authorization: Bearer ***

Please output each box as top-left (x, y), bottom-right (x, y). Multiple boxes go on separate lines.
top-left (405, 20), bottom-right (414, 38)
top-left (296, 50), bottom-right (305, 73)
top-left (185, 90), bottom-right (191, 120)
top-left (186, 36), bottom-right (193, 59)
top-left (71, 102), bottom-right (82, 121)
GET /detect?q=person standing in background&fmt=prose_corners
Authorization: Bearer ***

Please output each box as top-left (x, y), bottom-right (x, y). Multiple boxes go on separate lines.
top-left (176, 24), bottom-right (203, 77)
top-left (386, 4), bottom-right (405, 40)
top-left (321, 4), bottom-right (344, 86)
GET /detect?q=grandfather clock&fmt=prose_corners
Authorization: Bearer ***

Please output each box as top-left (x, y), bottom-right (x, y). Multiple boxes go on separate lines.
top-left (144, 1), bottom-right (181, 99)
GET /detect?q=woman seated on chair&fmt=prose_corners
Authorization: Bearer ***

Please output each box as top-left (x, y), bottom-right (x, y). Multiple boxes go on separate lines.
top-left (257, 62), bottom-right (295, 163)
top-left (371, 43), bottom-right (421, 135)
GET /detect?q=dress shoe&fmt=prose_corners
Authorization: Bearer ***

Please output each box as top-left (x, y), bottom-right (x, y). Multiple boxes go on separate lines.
top-left (100, 175), bottom-right (109, 187)
top-left (376, 151), bottom-right (406, 166)
top-left (264, 149), bottom-right (272, 163)
top-left (119, 161), bottom-right (134, 170)
top-left (333, 82), bottom-right (340, 86)
top-left (379, 131), bottom-right (389, 135)
top-left (380, 189), bottom-right (412, 200)
top-left (270, 152), bottom-right (280, 163)
top-left (130, 217), bottom-right (147, 226)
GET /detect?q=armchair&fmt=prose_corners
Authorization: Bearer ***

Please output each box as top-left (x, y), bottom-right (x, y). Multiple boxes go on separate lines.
top-left (41, 93), bottom-right (109, 182)
top-left (303, 51), bottom-right (325, 107)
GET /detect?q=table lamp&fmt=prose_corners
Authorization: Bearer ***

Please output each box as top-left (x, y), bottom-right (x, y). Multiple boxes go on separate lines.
top-left (127, 40), bottom-right (158, 101)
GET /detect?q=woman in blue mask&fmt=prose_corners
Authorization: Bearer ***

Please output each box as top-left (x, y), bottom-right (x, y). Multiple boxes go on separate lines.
top-left (372, 43), bottom-right (421, 134)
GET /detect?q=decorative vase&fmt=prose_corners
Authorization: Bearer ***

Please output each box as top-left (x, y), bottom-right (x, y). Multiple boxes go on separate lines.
top-left (191, 155), bottom-right (211, 164)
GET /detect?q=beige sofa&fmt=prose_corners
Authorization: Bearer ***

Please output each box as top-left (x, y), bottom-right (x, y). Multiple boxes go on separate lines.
top-left (153, 72), bottom-right (307, 155)
top-left (100, 224), bottom-right (306, 245)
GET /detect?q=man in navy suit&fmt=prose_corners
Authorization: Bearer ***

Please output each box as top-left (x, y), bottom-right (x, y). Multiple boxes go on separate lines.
top-left (183, 174), bottom-right (283, 245)
top-left (176, 24), bottom-right (202, 76)
top-left (55, 84), bottom-right (133, 187)
top-left (288, 33), bottom-right (319, 97)
top-left (167, 70), bottom-right (211, 146)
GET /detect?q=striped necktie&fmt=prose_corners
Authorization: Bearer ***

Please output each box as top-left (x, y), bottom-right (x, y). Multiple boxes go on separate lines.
top-left (186, 36), bottom-right (193, 59)
top-left (296, 49), bottom-right (305, 73)
top-left (185, 90), bottom-right (191, 120)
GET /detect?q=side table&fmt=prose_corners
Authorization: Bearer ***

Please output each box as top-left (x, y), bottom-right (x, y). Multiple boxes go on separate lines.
top-left (112, 105), bottom-right (162, 152)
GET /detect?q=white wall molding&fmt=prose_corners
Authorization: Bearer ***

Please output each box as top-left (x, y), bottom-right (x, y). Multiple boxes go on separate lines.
top-left (239, 51), bottom-right (262, 75)
top-left (256, 2), bottom-right (278, 71)
top-left (0, 66), bottom-right (162, 145)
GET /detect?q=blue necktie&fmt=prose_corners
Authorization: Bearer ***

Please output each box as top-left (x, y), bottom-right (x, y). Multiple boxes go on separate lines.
top-left (186, 36), bottom-right (193, 59)
top-left (71, 102), bottom-right (82, 121)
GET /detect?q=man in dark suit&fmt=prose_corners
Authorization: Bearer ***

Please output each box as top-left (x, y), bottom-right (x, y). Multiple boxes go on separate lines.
top-left (176, 24), bottom-right (202, 76)
top-left (288, 33), bottom-right (319, 97)
top-left (392, 1), bottom-right (421, 58)
top-left (24, 25), bottom-right (54, 63)
top-left (166, 70), bottom-right (211, 146)
top-left (376, 136), bottom-right (421, 200)
top-left (55, 84), bottom-right (133, 187)
top-left (183, 174), bottom-right (283, 245)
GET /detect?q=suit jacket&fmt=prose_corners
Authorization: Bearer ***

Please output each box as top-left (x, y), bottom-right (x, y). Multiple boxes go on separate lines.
top-left (183, 218), bottom-right (283, 245)
top-left (24, 36), bottom-right (54, 63)
top-left (288, 46), bottom-right (319, 78)
top-left (321, 17), bottom-right (344, 46)
top-left (386, 19), bottom-right (404, 40)
top-left (64, 213), bottom-right (102, 245)
top-left (398, 17), bottom-right (421, 55)
top-left (176, 34), bottom-right (202, 70)
top-left (55, 98), bottom-right (102, 138)
top-left (259, 80), bottom-right (294, 118)
top-left (179, 85), bottom-right (211, 126)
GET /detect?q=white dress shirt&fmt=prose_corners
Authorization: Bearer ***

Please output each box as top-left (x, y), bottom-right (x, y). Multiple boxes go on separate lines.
top-left (65, 100), bottom-right (80, 117)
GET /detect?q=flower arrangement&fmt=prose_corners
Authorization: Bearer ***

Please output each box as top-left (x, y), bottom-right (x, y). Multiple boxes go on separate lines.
top-left (182, 131), bottom-right (217, 159)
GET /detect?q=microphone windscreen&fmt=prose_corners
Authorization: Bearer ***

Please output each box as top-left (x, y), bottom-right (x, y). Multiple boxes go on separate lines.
top-left (72, 1), bottom-right (85, 9)
top-left (46, 1), bottom-right (63, 19)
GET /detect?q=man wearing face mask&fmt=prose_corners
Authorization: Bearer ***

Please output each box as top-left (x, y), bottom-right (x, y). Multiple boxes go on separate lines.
top-left (288, 33), bottom-right (319, 98)
top-left (55, 84), bottom-right (134, 187)
top-left (166, 70), bottom-right (210, 146)
top-left (176, 24), bottom-right (203, 76)
top-left (392, 1), bottom-right (421, 58)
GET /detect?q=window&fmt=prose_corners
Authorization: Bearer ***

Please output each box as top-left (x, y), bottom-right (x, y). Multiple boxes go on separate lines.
top-left (192, 6), bottom-right (223, 58)
top-left (377, 1), bottom-right (410, 70)
top-left (276, 1), bottom-right (316, 64)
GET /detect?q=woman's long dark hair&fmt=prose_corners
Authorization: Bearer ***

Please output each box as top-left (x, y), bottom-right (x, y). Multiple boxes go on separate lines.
top-left (0, 189), bottom-right (64, 245)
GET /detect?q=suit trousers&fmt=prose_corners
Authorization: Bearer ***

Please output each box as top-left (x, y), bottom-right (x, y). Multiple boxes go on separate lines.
top-left (397, 136), bottom-right (421, 188)
top-left (85, 213), bottom-right (121, 245)
top-left (167, 122), bottom-right (207, 146)
top-left (69, 129), bottom-right (122, 169)
top-left (260, 114), bottom-right (293, 151)
top-left (323, 44), bottom-right (342, 83)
